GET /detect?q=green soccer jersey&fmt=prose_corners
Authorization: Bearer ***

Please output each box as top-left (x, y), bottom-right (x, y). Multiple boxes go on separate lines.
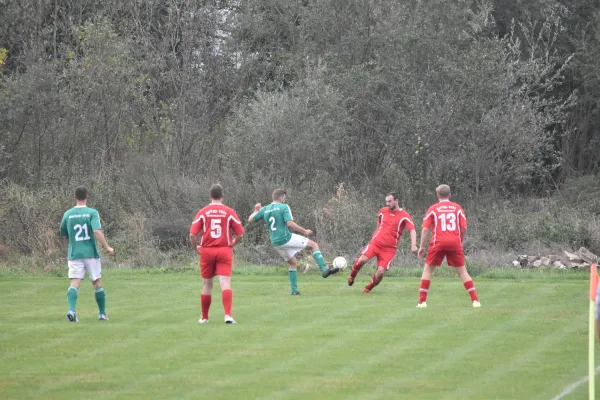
top-left (60, 206), bottom-right (102, 260)
top-left (253, 202), bottom-right (294, 246)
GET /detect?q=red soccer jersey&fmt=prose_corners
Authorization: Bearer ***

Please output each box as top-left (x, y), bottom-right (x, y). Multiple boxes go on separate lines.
top-left (422, 200), bottom-right (467, 248)
top-left (369, 208), bottom-right (416, 248)
top-left (190, 203), bottom-right (244, 248)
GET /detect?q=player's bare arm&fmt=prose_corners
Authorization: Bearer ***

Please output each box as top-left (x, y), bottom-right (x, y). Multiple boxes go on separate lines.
top-left (460, 227), bottom-right (467, 242)
top-left (286, 220), bottom-right (312, 236)
top-left (247, 203), bottom-right (262, 224)
top-left (93, 230), bottom-right (115, 255)
top-left (410, 229), bottom-right (418, 253)
top-left (189, 232), bottom-right (201, 252)
top-left (231, 232), bottom-right (244, 247)
top-left (418, 227), bottom-right (430, 258)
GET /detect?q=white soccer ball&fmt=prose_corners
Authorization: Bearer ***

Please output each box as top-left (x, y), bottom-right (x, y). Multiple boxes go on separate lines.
top-left (333, 256), bottom-right (348, 269)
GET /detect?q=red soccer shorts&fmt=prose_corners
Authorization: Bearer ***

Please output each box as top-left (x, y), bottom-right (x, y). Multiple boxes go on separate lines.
top-left (361, 242), bottom-right (396, 270)
top-left (198, 247), bottom-right (233, 279)
top-left (426, 245), bottom-right (465, 267)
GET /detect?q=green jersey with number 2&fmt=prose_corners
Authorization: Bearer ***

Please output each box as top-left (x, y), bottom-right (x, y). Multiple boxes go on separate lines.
top-left (60, 206), bottom-right (102, 260)
top-left (253, 202), bottom-right (294, 246)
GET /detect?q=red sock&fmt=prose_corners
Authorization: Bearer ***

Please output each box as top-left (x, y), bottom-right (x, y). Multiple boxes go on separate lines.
top-left (464, 280), bottom-right (478, 302)
top-left (350, 259), bottom-right (362, 279)
top-left (365, 274), bottom-right (380, 291)
top-left (201, 294), bottom-right (211, 320)
top-left (419, 279), bottom-right (431, 303)
top-left (222, 289), bottom-right (232, 316)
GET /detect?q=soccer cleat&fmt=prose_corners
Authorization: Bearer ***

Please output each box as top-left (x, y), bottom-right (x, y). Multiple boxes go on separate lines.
top-left (362, 288), bottom-right (371, 294)
top-left (98, 314), bottom-right (109, 321)
top-left (472, 301), bottom-right (481, 308)
top-left (348, 276), bottom-right (355, 286)
top-left (416, 302), bottom-right (427, 308)
top-left (198, 318), bottom-right (209, 324)
top-left (290, 291), bottom-right (301, 295)
top-left (224, 315), bottom-right (237, 324)
top-left (66, 311), bottom-right (78, 322)
top-left (322, 267), bottom-right (340, 278)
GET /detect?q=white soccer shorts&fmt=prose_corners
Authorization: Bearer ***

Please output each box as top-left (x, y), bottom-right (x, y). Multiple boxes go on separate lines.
top-left (68, 258), bottom-right (102, 281)
top-left (274, 234), bottom-right (309, 261)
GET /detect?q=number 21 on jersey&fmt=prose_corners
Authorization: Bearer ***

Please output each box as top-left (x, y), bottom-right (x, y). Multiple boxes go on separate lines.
top-left (437, 213), bottom-right (456, 231)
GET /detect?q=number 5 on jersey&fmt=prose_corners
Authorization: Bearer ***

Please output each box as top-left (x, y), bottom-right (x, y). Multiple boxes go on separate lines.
top-left (210, 219), bottom-right (222, 239)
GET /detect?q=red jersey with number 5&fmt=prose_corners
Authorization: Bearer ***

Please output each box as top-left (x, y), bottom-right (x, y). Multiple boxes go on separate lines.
top-left (190, 204), bottom-right (244, 248)
top-left (422, 200), bottom-right (466, 248)
top-left (369, 208), bottom-right (416, 249)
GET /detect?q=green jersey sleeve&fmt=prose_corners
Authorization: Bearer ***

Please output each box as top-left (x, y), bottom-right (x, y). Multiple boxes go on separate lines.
top-left (60, 213), bottom-right (68, 237)
top-left (282, 205), bottom-right (293, 222)
top-left (90, 210), bottom-right (102, 230)
top-left (253, 207), bottom-right (266, 223)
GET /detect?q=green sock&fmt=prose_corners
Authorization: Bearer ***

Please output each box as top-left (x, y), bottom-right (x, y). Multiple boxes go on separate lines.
top-left (288, 269), bottom-right (298, 294)
top-left (312, 250), bottom-right (327, 273)
top-left (67, 286), bottom-right (78, 312)
top-left (94, 287), bottom-right (106, 315)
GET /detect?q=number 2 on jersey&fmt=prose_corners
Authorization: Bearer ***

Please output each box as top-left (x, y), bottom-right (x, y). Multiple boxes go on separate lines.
top-left (268, 216), bottom-right (277, 231)
top-left (210, 219), bottom-right (222, 238)
top-left (437, 213), bottom-right (457, 232)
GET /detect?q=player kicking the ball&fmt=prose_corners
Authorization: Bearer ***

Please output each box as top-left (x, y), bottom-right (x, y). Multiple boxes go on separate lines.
top-left (248, 189), bottom-right (340, 295)
top-left (416, 184), bottom-right (481, 308)
top-left (60, 187), bottom-right (114, 322)
top-left (190, 184), bottom-right (245, 324)
top-left (348, 193), bottom-right (417, 293)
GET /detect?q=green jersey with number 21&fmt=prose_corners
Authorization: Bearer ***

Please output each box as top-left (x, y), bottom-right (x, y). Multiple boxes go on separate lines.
top-left (253, 202), bottom-right (294, 246)
top-left (60, 206), bottom-right (102, 260)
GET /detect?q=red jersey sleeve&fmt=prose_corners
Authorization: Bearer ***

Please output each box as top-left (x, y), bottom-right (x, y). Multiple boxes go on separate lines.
top-left (190, 210), bottom-right (205, 235)
top-left (228, 209), bottom-right (244, 236)
top-left (422, 206), bottom-right (435, 230)
top-left (403, 213), bottom-right (416, 231)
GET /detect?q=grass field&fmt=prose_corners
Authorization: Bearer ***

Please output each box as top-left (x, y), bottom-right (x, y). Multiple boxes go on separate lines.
top-left (0, 267), bottom-right (594, 400)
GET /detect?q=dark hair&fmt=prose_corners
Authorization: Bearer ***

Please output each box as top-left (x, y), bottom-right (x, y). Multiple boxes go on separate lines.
top-left (210, 184), bottom-right (224, 200)
top-left (272, 189), bottom-right (287, 201)
top-left (385, 192), bottom-right (398, 201)
top-left (75, 187), bottom-right (88, 201)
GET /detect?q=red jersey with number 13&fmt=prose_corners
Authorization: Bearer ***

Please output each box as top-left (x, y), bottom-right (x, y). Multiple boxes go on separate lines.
top-left (422, 200), bottom-right (466, 248)
top-left (190, 204), bottom-right (244, 248)
top-left (370, 208), bottom-right (416, 248)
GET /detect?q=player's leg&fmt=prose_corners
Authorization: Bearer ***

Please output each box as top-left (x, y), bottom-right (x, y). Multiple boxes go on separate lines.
top-left (287, 257), bottom-right (300, 295)
top-left (454, 266), bottom-right (480, 307)
top-left (363, 266), bottom-right (386, 293)
top-left (199, 248), bottom-right (217, 322)
top-left (417, 264), bottom-right (436, 307)
top-left (418, 248), bottom-right (444, 307)
top-left (86, 258), bottom-right (108, 320)
top-left (216, 248), bottom-right (235, 323)
top-left (218, 275), bottom-right (236, 323)
top-left (349, 245), bottom-right (375, 286)
top-left (447, 248), bottom-right (480, 306)
top-left (306, 239), bottom-right (339, 278)
top-left (274, 241), bottom-right (302, 294)
top-left (66, 260), bottom-right (84, 321)
top-left (200, 277), bottom-right (214, 322)
top-left (363, 249), bottom-right (393, 293)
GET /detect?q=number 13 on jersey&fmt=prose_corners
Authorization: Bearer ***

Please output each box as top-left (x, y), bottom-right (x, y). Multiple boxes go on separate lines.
top-left (438, 213), bottom-right (456, 232)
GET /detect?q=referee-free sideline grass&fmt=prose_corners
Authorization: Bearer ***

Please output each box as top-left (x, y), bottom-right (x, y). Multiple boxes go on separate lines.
top-left (0, 267), bottom-right (593, 400)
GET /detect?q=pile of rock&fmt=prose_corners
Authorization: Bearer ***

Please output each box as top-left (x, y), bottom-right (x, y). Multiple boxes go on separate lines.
top-left (512, 247), bottom-right (598, 269)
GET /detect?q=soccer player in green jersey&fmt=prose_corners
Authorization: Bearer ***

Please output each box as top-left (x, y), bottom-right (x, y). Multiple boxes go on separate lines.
top-left (247, 189), bottom-right (340, 295)
top-left (60, 187), bottom-right (114, 322)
